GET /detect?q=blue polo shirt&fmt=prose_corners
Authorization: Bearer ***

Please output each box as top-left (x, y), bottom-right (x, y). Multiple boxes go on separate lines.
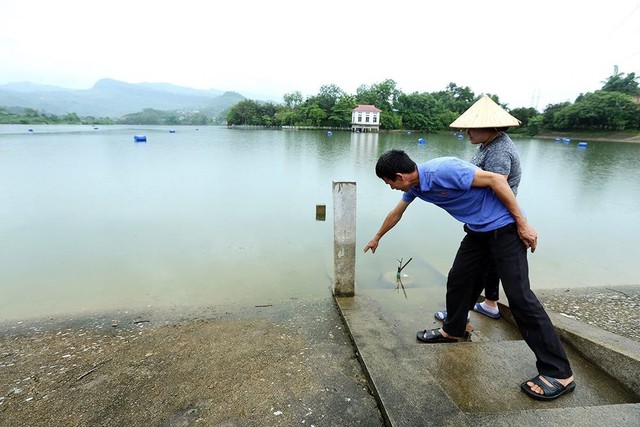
top-left (401, 157), bottom-right (515, 232)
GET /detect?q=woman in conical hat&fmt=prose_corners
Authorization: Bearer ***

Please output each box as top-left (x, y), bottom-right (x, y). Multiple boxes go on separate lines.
top-left (450, 94), bottom-right (521, 129)
top-left (435, 95), bottom-right (522, 322)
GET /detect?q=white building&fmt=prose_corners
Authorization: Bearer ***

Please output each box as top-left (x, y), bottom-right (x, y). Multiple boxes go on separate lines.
top-left (351, 105), bottom-right (381, 133)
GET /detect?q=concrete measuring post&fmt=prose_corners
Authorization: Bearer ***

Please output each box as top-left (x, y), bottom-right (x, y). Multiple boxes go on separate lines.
top-left (333, 181), bottom-right (356, 297)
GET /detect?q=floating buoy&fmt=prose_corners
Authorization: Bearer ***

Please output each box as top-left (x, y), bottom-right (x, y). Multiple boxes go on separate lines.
top-left (458, 134), bottom-right (464, 139)
top-left (134, 135), bottom-right (147, 142)
top-left (555, 138), bottom-right (561, 141)
top-left (407, 131), bottom-right (412, 136)
top-left (577, 142), bottom-right (588, 148)
top-left (169, 129), bottom-right (176, 133)
top-left (418, 138), bottom-right (426, 144)
top-left (562, 137), bottom-right (571, 143)
top-left (327, 131), bottom-right (333, 137)
top-left (28, 128), bottom-right (33, 133)
top-left (93, 126), bottom-right (99, 130)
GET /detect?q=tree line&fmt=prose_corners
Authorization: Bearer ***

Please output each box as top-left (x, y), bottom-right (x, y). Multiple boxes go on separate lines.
top-left (0, 108), bottom-right (114, 125)
top-left (0, 107), bottom-right (215, 126)
top-left (226, 73), bottom-right (640, 135)
top-left (3, 73), bottom-right (639, 133)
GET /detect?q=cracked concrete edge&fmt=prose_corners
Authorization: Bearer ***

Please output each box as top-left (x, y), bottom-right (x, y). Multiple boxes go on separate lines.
top-left (497, 302), bottom-right (640, 397)
top-left (332, 295), bottom-right (469, 427)
top-left (331, 295), bottom-right (393, 426)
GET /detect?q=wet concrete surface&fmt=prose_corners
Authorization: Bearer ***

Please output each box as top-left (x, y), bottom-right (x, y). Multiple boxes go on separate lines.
top-left (335, 284), bottom-right (640, 426)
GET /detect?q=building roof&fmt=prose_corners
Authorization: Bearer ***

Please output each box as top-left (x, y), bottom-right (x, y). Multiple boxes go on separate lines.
top-left (352, 105), bottom-right (381, 112)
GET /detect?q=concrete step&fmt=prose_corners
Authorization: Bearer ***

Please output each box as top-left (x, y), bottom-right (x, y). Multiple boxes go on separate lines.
top-left (335, 294), bottom-right (640, 426)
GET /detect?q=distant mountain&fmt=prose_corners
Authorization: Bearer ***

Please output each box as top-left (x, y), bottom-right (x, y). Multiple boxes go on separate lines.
top-left (0, 82), bottom-right (69, 92)
top-left (0, 79), bottom-right (252, 118)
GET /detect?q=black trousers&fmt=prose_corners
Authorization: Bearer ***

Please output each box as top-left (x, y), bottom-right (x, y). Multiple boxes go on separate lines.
top-left (442, 223), bottom-right (573, 379)
top-left (476, 261), bottom-right (500, 302)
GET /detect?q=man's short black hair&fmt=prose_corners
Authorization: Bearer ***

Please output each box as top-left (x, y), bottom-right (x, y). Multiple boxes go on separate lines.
top-left (375, 149), bottom-right (417, 180)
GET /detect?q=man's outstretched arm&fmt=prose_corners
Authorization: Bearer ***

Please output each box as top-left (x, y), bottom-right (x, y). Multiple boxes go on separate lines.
top-left (363, 200), bottom-right (410, 254)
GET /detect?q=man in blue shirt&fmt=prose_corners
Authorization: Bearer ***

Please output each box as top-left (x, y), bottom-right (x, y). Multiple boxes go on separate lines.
top-left (363, 149), bottom-right (575, 401)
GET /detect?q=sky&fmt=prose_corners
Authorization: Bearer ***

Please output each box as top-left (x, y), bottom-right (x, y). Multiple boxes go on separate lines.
top-left (1, 0), bottom-right (639, 110)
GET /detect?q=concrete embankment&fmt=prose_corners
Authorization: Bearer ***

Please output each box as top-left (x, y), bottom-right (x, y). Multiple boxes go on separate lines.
top-left (335, 284), bottom-right (640, 426)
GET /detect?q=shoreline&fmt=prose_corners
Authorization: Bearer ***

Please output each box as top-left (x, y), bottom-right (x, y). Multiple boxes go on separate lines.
top-left (531, 131), bottom-right (640, 144)
top-left (0, 297), bottom-right (385, 426)
top-left (1, 285), bottom-right (638, 425)
top-left (2, 285), bottom-right (638, 341)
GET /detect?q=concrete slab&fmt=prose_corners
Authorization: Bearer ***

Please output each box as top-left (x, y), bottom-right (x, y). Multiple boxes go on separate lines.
top-left (335, 293), bottom-right (640, 426)
top-left (473, 404), bottom-right (640, 427)
top-left (335, 296), bottom-right (466, 426)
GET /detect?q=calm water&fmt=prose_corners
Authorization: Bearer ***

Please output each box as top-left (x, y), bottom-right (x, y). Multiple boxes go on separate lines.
top-left (1, 125), bottom-right (638, 321)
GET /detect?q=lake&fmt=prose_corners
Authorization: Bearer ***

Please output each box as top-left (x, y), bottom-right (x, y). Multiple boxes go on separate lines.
top-left (1, 125), bottom-right (638, 321)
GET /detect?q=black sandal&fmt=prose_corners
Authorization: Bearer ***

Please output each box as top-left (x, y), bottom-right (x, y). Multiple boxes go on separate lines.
top-left (416, 328), bottom-right (459, 343)
top-left (520, 375), bottom-right (576, 401)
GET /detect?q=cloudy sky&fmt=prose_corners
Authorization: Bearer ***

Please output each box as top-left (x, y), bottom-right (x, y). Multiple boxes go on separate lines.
top-left (1, 1), bottom-right (639, 110)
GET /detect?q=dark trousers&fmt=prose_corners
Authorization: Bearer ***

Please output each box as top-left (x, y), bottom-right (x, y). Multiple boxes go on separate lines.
top-left (443, 223), bottom-right (573, 379)
top-left (476, 261), bottom-right (500, 302)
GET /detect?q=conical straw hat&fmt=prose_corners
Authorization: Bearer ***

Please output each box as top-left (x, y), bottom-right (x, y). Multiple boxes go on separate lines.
top-left (449, 95), bottom-right (521, 128)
